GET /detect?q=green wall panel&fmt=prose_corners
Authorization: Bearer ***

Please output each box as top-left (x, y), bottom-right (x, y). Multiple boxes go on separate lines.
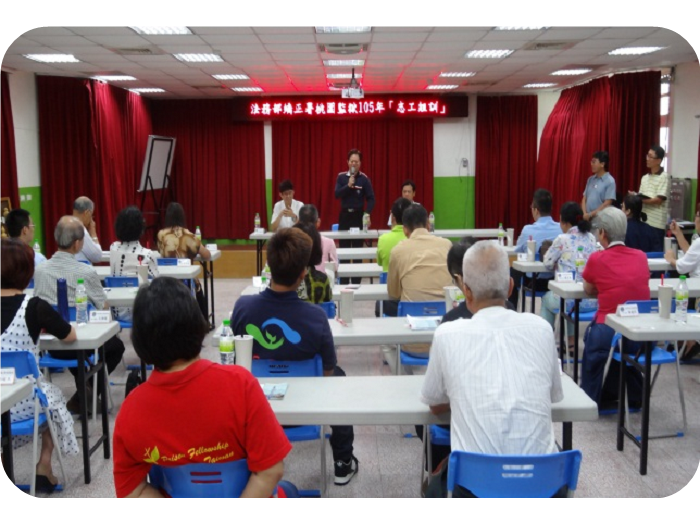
top-left (18, 186), bottom-right (45, 253)
top-left (433, 176), bottom-right (475, 229)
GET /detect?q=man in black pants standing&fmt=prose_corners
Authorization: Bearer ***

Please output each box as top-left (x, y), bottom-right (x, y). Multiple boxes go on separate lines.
top-left (334, 148), bottom-right (375, 284)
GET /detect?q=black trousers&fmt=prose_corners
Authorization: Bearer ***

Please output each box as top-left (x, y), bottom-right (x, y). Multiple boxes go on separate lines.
top-left (338, 208), bottom-right (364, 284)
top-left (375, 299), bottom-right (399, 317)
top-left (509, 267), bottom-right (550, 310)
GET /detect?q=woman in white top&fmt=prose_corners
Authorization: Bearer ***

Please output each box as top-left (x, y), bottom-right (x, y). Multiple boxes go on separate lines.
top-left (541, 201), bottom-right (598, 350)
top-left (109, 206), bottom-right (159, 321)
top-left (665, 205), bottom-right (700, 278)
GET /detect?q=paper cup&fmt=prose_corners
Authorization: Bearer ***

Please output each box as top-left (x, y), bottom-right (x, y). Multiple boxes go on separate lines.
top-left (443, 285), bottom-right (462, 312)
top-left (658, 285), bottom-right (674, 319)
top-left (340, 289), bottom-right (354, 324)
top-left (506, 228), bottom-right (514, 247)
top-left (527, 240), bottom-right (536, 262)
top-left (137, 264), bottom-right (149, 286)
top-left (664, 236), bottom-right (673, 253)
top-left (324, 261), bottom-right (336, 285)
top-left (233, 335), bottom-right (254, 371)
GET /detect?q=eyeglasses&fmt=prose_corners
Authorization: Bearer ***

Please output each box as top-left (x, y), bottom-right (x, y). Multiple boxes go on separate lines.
top-left (646, 154), bottom-right (659, 160)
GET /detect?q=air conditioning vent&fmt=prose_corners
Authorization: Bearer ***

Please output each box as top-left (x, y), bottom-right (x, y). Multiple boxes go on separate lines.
top-left (319, 43), bottom-right (368, 55)
top-left (523, 41), bottom-right (578, 51)
top-left (109, 46), bottom-right (165, 56)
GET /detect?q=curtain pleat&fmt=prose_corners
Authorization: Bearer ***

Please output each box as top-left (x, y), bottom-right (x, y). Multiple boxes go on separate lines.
top-left (1, 72), bottom-right (20, 207)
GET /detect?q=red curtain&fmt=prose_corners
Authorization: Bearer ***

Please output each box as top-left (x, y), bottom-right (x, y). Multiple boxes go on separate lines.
top-left (536, 71), bottom-right (660, 218)
top-left (475, 95), bottom-right (538, 233)
top-left (150, 100), bottom-right (266, 239)
top-left (1, 72), bottom-right (20, 207)
top-left (37, 76), bottom-right (152, 254)
top-left (271, 119), bottom-right (433, 230)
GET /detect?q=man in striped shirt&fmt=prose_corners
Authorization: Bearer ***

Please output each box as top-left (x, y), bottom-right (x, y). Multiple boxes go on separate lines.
top-left (632, 145), bottom-right (670, 247)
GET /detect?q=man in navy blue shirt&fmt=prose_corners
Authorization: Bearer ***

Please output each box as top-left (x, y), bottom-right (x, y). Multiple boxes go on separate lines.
top-left (231, 227), bottom-right (358, 486)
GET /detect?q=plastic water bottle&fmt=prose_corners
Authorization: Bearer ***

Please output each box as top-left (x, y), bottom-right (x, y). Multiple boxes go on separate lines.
top-left (219, 320), bottom-right (235, 365)
top-left (428, 212), bottom-right (435, 233)
top-left (574, 246), bottom-right (586, 283)
top-left (33, 241), bottom-right (41, 254)
top-left (675, 275), bottom-right (688, 324)
top-left (75, 278), bottom-right (88, 325)
top-left (254, 213), bottom-right (261, 230)
top-left (362, 213), bottom-right (369, 232)
top-left (195, 226), bottom-right (202, 242)
top-left (261, 263), bottom-right (271, 290)
top-left (497, 223), bottom-right (505, 246)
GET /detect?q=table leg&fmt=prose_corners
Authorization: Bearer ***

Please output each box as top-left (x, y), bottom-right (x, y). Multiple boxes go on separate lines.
top-left (1, 410), bottom-right (14, 483)
top-left (530, 273), bottom-right (538, 313)
top-left (200, 260), bottom-right (210, 328)
top-left (520, 280), bottom-right (526, 313)
top-left (76, 350), bottom-right (91, 484)
top-left (209, 260), bottom-right (216, 328)
top-left (573, 299), bottom-right (580, 383)
top-left (617, 339), bottom-right (626, 452)
top-left (99, 344), bottom-right (110, 459)
top-left (256, 240), bottom-right (262, 275)
top-left (562, 422), bottom-right (572, 451)
top-left (640, 342), bottom-right (652, 475)
top-left (558, 296), bottom-right (566, 362)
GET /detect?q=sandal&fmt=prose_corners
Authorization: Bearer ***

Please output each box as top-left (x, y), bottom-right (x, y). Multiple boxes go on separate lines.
top-left (34, 474), bottom-right (58, 494)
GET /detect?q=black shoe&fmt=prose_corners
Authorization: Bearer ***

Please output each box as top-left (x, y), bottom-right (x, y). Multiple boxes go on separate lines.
top-left (681, 343), bottom-right (700, 362)
top-left (65, 393), bottom-right (80, 414)
top-left (334, 455), bottom-right (359, 486)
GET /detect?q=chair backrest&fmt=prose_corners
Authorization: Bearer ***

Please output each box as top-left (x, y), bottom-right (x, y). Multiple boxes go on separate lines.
top-left (27, 278), bottom-right (35, 289)
top-left (251, 354), bottom-right (323, 378)
top-left (149, 460), bottom-right (251, 498)
top-left (317, 301), bottom-right (336, 319)
top-left (331, 224), bottom-right (339, 232)
top-left (646, 251), bottom-right (664, 259)
top-left (397, 301), bottom-right (446, 317)
top-left (625, 299), bottom-right (675, 314)
top-left (1, 350), bottom-right (40, 380)
top-left (104, 276), bottom-right (139, 288)
top-left (447, 450), bottom-right (582, 498)
top-left (157, 258), bottom-right (178, 266)
top-left (379, 272), bottom-right (388, 284)
top-left (51, 304), bottom-right (96, 322)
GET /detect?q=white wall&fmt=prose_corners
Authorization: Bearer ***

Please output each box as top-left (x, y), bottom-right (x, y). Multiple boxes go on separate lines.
top-left (669, 61), bottom-right (700, 178)
top-left (537, 91), bottom-right (560, 157)
top-left (7, 71), bottom-right (40, 187)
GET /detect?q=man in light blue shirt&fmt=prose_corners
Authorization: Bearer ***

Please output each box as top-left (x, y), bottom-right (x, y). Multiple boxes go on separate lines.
top-left (582, 151), bottom-right (616, 221)
top-left (510, 189), bottom-right (561, 308)
top-left (4, 208), bottom-right (46, 266)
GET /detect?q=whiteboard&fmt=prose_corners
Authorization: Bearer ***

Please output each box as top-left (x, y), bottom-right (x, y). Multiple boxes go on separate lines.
top-left (138, 135), bottom-right (176, 192)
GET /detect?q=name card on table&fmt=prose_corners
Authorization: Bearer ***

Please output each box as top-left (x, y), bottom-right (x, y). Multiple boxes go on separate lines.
top-left (0, 367), bottom-right (16, 385)
top-left (254, 227), bottom-right (265, 234)
top-left (206, 244), bottom-right (218, 251)
top-left (555, 272), bottom-right (574, 283)
top-left (616, 304), bottom-right (639, 317)
top-left (517, 253), bottom-right (528, 262)
top-left (177, 258), bottom-right (192, 266)
top-left (349, 227), bottom-right (360, 234)
top-left (90, 310), bottom-right (112, 323)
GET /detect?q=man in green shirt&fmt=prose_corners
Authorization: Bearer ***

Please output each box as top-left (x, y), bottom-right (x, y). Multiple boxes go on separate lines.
top-left (375, 197), bottom-right (412, 317)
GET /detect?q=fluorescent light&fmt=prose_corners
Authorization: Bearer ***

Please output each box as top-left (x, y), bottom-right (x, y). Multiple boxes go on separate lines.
top-left (495, 26), bottom-right (547, 31)
top-left (324, 59), bottom-right (365, 67)
top-left (231, 87), bottom-right (263, 92)
top-left (212, 74), bottom-right (250, 80)
top-left (92, 75), bottom-right (137, 82)
top-left (426, 85), bottom-right (458, 90)
top-left (465, 50), bottom-right (513, 59)
top-left (130, 26), bottom-right (191, 35)
top-left (550, 69), bottom-right (592, 76)
top-left (608, 47), bottom-right (664, 56)
top-left (326, 73), bottom-right (363, 79)
top-left (439, 72), bottom-right (475, 78)
top-left (174, 53), bottom-right (223, 63)
top-left (315, 27), bottom-right (371, 33)
top-left (24, 54), bottom-right (79, 63)
top-left (523, 83), bottom-right (557, 88)
top-left (130, 88), bottom-right (165, 93)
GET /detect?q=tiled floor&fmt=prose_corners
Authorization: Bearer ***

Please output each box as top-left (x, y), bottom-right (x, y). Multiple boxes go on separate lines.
top-left (6, 278), bottom-right (700, 498)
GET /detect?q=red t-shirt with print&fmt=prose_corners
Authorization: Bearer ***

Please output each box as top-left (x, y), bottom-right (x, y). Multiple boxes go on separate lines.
top-left (113, 359), bottom-right (291, 498)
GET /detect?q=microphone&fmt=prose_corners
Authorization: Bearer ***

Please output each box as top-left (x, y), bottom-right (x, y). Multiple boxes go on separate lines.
top-left (350, 166), bottom-right (356, 175)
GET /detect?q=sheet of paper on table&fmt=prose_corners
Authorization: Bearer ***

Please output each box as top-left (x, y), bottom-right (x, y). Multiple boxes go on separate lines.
top-left (406, 315), bottom-right (441, 331)
top-left (261, 383), bottom-right (289, 400)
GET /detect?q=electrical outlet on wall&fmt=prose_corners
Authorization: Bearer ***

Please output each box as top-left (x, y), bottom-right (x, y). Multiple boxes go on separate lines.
top-left (20, 195), bottom-right (26, 201)
top-left (26, 194), bottom-right (32, 201)
top-left (461, 158), bottom-right (468, 168)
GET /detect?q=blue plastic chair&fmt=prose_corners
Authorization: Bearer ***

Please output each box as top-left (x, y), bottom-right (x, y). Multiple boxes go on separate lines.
top-left (447, 450), bottom-right (582, 498)
top-left (331, 224), bottom-right (339, 232)
top-left (605, 300), bottom-right (686, 438)
top-left (646, 251), bottom-right (664, 259)
top-left (395, 301), bottom-right (446, 375)
top-left (1, 350), bottom-right (67, 495)
top-left (251, 355), bottom-right (325, 497)
top-left (27, 278), bottom-right (34, 289)
top-left (156, 258), bottom-right (178, 266)
top-left (317, 301), bottom-right (336, 319)
top-left (149, 460), bottom-right (251, 498)
top-left (379, 271), bottom-right (387, 284)
top-left (103, 276), bottom-right (138, 329)
top-left (40, 304), bottom-right (97, 372)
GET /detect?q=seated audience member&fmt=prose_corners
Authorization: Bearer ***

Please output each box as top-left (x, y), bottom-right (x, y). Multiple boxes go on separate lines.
top-left (72, 196), bottom-right (102, 264)
top-left (293, 221), bottom-right (332, 304)
top-left (270, 179), bottom-right (303, 232)
top-left (540, 202), bottom-right (598, 350)
top-left (664, 209), bottom-right (700, 361)
top-left (375, 197), bottom-right (412, 317)
top-left (509, 188), bottom-right (562, 308)
top-left (34, 216), bottom-right (125, 410)
top-left (4, 208), bottom-right (46, 265)
top-left (110, 206), bottom-right (159, 322)
top-left (1, 238), bottom-right (78, 493)
top-left (421, 241), bottom-right (563, 498)
top-left (622, 194), bottom-right (664, 253)
top-left (231, 228), bottom-right (358, 486)
top-left (297, 204), bottom-right (338, 273)
top-left (113, 277), bottom-right (292, 498)
top-left (581, 207), bottom-right (647, 408)
top-left (387, 180), bottom-right (420, 226)
top-left (157, 202), bottom-right (211, 318)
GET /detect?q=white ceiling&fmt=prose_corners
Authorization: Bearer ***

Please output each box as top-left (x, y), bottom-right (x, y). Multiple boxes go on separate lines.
top-left (2, 26), bottom-right (697, 98)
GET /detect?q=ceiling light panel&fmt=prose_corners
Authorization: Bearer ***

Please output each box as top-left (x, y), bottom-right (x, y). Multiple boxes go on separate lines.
top-left (523, 83), bottom-right (557, 88)
top-left (426, 85), bottom-right (458, 90)
top-left (465, 50), bottom-right (514, 59)
top-left (174, 53), bottom-right (223, 62)
top-left (326, 73), bottom-right (363, 79)
top-left (608, 46), bottom-right (664, 55)
top-left (130, 88), bottom-right (166, 93)
top-left (315, 27), bottom-right (371, 34)
top-left (130, 27), bottom-right (192, 35)
top-left (93, 75), bottom-right (137, 81)
top-left (439, 72), bottom-right (476, 78)
top-left (494, 26), bottom-right (547, 31)
top-left (212, 74), bottom-right (250, 80)
top-left (550, 69), bottom-right (592, 75)
top-left (232, 87), bottom-right (263, 92)
top-left (323, 59), bottom-right (365, 67)
top-left (24, 54), bottom-right (80, 63)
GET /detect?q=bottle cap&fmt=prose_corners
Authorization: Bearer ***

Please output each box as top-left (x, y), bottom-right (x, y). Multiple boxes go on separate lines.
top-left (223, 319), bottom-right (230, 326)
top-left (77, 278), bottom-right (84, 284)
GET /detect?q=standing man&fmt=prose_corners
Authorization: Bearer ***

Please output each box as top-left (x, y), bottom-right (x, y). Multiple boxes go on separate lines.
top-left (270, 179), bottom-right (304, 232)
top-left (4, 208), bottom-right (46, 265)
top-left (387, 180), bottom-right (419, 226)
top-left (631, 145), bottom-right (670, 247)
top-left (582, 151), bottom-right (616, 221)
top-left (72, 196), bottom-right (102, 264)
